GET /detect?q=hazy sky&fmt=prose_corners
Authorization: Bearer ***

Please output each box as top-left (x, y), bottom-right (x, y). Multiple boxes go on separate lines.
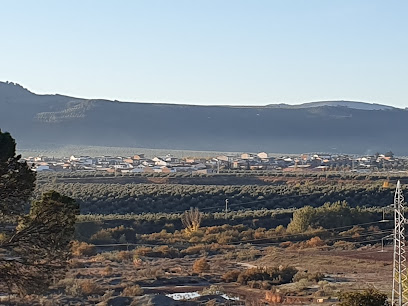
top-left (1, 1), bottom-right (407, 107)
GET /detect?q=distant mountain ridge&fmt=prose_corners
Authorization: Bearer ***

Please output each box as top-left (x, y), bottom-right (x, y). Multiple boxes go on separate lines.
top-left (268, 100), bottom-right (396, 111)
top-left (1, 81), bottom-right (407, 154)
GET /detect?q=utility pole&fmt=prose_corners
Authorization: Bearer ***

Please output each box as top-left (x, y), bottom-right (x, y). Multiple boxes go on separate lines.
top-left (213, 158), bottom-right (220, 174)
top-left (225, 199), bottom-right (229, 219)
top-left (392, 180), bottom-right (408, 306)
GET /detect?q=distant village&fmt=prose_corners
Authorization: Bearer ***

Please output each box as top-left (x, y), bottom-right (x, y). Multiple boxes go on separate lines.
top-left (22, 151), bottom-right (405, 174)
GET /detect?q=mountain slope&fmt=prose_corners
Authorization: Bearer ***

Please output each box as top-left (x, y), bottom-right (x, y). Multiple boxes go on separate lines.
top-left (0, 81), bottom-right (407, 154)
top-left (295, 100), bottom-right (395, 110)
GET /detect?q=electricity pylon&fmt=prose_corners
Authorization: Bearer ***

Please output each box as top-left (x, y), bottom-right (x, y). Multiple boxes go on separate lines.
top-left (392, 180), bottom-right (408, 306)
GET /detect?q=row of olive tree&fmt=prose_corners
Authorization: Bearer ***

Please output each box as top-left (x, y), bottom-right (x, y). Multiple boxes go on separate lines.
top-left (36, 179), bottom-right (393, 214)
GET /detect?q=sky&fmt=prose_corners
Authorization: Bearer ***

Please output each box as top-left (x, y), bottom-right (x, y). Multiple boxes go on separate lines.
top-left (1, 0), bottom-right (407, 107)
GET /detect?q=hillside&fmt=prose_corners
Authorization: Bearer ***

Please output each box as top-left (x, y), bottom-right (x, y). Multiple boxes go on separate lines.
top-left (0, 81), bottom-right (407, 154)
top-left (266, 100), bottom-right (396, 110)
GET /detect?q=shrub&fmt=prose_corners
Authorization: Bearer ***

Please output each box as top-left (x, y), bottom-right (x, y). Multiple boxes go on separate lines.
top-left (201, 285), bottom-right (224, 296)
top-left (182, 244), bottom-right (208, 256)
top-left (237, 266), bottom-right (297, 286)
top-left (90, 229), bottom-right (115, 244)
top-left (137, 267), bottom-right (164, 279)
top-left (122, 285), bottom-right (144, 296)
top-left (134, 247), bottom-right (154, 257)
top-left (156, 245), bottom-right (179, 258)
top-left (306, 236), bottom-right (326, 248)
top-left (189, 236), bottom-right (202, 243)
top-left (0, 233), bottom-right (7, 242)
top-left (79, 280), bottom-right (103, 296)
top-left (69, 258), bottom-right (85, 268)
top-left (338, 289), bottom-right (389, 306)
top-left (58, 278), bottom-right (81, 296)
top-left (293, 271), bottom-right (325, 283)
top-left (101, 266), bottom-right (113, 276)
top-left (91, 254), bottom-right (105, 262)
top-left (279, 241), bottom-right (293, 248)
top-left (133, 256), bottom-right (143, 267)
top-left (275, 225), bottom-right (286, 235)
top-left (222, 270), bottom-right (241, 283)
top-left (236, 248), bottom-right (261, 261)
top-left (117, 251), bottom-right (133, 262)
top-left (193, 257), bottom-right (210, 273)
top-left (333, 240), bottom-right (356, 250)
top-left (71, 241), bottom-right (96, 257)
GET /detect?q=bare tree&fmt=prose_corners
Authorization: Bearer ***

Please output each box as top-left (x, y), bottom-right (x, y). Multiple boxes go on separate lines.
top-left (181, 207), bottom-right (203, 235)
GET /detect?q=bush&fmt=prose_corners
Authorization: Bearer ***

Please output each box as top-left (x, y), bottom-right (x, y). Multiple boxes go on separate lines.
top-left (134, 247), bottom-right (154, 257)
top-left (90, 229), bottom-right (115, 244)
top-left (69, 258), bottom-right (85, 268)
top-left (193, 257), bottom-right (210, 273)
top-left (306, 236), bottom-right (326, 248)
top-left (333, 240), bottom-right (356, 250)
top-left (201, 285), bottom-right (224, 296)
top-left (122, 284), bottom-right (144, 296)
top-left (71, 241), bottom-right (96, 256)
top-left (182, 244), bottom-right (208, 256)
top-left (156, 245), bottom-right (179, 258)
top-left (79, 280), bottom-right (103, 296)
top-left (237, 266), bottom-right (297, 286)
top-left (133, 256), bottom-right (143, 267)
top-left (117, 251), bottom-right (134, 262)
top-left (293, 271), bottom-right (325, 283)
top-left (287, 202), bottom-right (374, 233)
top-left (338, 289), bottom-right (389, 306)
top-left (222, 270), bottom-right (241, 283)
top-left (101, 266), bottom-right (113, 276)
top-left (59, 278), bottom-right (81, 296)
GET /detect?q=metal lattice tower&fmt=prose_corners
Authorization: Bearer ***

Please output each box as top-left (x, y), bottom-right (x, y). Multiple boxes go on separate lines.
top-left (392, 180), bottom-right (408, 306)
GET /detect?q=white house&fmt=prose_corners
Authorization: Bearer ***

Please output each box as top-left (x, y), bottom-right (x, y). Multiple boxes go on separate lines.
top-left (257, 152), bottom-right (268, 159)
top-left (152, 157), bottom-right (168, 166)
top-left (113, 163), bottom-right (133, 169)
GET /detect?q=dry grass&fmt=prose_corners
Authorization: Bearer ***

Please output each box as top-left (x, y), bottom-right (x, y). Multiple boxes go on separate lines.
top-left (122, 285), bottom-right (144, 296)
top-left (79, 280), bottom-right (103, 296)
top-left (101, 266), bottom-right (113, 276)
top-left (46, 240), bottom-right (394, 304)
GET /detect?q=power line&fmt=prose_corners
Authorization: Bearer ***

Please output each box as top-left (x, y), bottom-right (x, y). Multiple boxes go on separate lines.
top-left (275, 238), bottom-right (390, 254)
top-left (89, 221), bottom-right (392, 250)
top-left (84, 231), bottom-right (390, 253)
top-left (228, 228), bottom-right (393, 248)
top-left (247, 230), bottom-right (393, 248)
top-left (227, 220), bottom-right (392, 245)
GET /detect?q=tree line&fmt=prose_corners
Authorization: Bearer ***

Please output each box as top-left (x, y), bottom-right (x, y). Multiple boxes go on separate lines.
top-left (36, 180), bottom-right (394, 214)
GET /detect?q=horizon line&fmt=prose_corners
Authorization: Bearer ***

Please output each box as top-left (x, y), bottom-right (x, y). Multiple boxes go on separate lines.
top-left (0, 80), bottom-right (399, 109)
